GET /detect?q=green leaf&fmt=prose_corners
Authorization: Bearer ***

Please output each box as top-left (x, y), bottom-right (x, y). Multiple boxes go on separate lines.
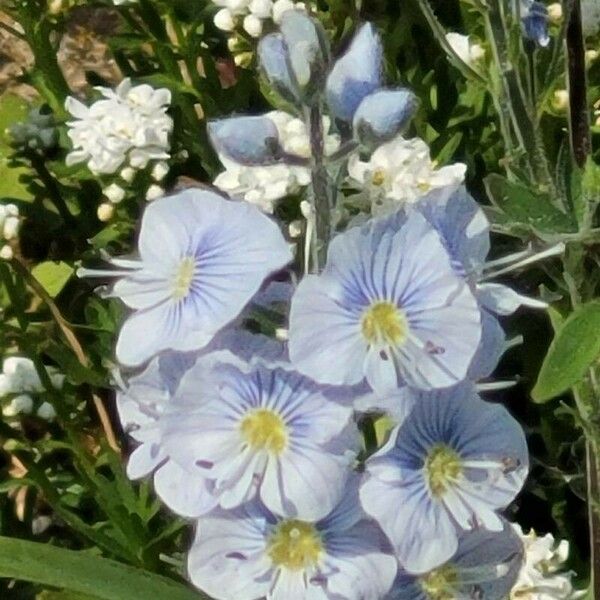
top-left (532, 301), bottom-right (600, 402)
top-left (31, 261), bottom-right (73, 298)
top-left (0, 536), bottom-right (204, 600)
top-left (484, 174), bottom-right (576, 234)
top-left (0, 94), bottom-right (33, 201)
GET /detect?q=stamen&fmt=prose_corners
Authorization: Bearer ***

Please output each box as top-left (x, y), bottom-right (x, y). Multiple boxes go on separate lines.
top-left (476, 380), bottom-right (518, 392)
top-left (480, 243), bottom-right (565, 281)
top-left (267, 520), bottom-right (323, 571)
top-left (362, 301), bottom-right (409, 347)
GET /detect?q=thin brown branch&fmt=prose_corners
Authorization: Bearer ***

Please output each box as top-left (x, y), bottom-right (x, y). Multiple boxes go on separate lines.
top-left (11, 258), bottom-right (120, 453)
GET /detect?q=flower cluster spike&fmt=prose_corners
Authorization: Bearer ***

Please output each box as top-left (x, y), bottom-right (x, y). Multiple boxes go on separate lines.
top-left (73, 13), bottom-right (575, 600)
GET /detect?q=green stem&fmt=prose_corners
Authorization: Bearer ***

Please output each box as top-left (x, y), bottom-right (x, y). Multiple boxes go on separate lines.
top-left (27, 151), bottom-right (75, 226)
top-left (307, 104), bottom-right (333, 271)
top-left (136, 0), bottom-right (215, 171)
top-left (17, 1), bottom-right (70, 115)
top-left (483, 1), bottom-right (557, 194)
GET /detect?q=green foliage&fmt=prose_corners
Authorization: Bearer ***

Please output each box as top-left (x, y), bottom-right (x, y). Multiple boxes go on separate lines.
top-left (0, 536), bottom-right (203, 600)
top-left (532, 302), bottom-right (600, 403)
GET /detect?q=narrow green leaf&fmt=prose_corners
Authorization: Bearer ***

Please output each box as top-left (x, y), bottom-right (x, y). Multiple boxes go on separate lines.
top-left (484, 174), bottom-right (576, 234)
top-left (532, 301), bottom-right (600, 403)
top-left (0, 536), bottom-right (204, 600)
top-left (31, 261), bottom-right (73, 298)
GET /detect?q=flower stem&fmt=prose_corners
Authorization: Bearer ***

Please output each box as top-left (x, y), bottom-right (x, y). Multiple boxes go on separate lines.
top-left (566, 0), bottom-right (591, 168)
top-left (11, 258), bottom-right (120, 454)
top-left (307, 104), bottom-right (334, 271)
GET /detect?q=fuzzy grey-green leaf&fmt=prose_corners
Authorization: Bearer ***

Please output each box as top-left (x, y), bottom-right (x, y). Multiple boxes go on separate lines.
top-left (532, 301), bottom-right (600, 402)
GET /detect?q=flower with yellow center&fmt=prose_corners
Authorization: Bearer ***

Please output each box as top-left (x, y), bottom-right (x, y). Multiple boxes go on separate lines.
top-left (424, 444), bottom-right (463, 497)
top-left (187, 477), bottom-right (398, 600)
top-left (79, 189), bottom-right (293, 366)
top-left (360, 384), bottom-right (528, 574)
top-left (240, 408), bottom-right (288, 454)
top-left (172, 256), bottom-right (196, 300)
top-left (267, 520), bottom-right (323, 571)
top-left (420, 565), bottom-right (459, 600)
top-left (159, 357), bottom-right (358, 520)
top-left (361, 301), bottom-right (409, 347)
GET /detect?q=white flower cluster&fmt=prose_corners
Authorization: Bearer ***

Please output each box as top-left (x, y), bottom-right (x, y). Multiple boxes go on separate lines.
top-left (511, 524), bottom-right (581, 600)
top-left (0, 203), bottom-right (20, 261)
top-left (213, 0), bottom-right (306, 38)
top-left (348, 135), bottom-right (467, 216)
top-left (213, 110), bottom-right (340, 213)
top-left (65, 79), bottom-right (173, 176)
top-left (0, 357), bottom-right (63, 421)
top-left (445, 32), bottom-right (485, 67)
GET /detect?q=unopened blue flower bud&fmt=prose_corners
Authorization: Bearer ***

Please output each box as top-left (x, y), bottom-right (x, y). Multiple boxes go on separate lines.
top-left (278, 11), bottom-right (330, 104)
top-left (521, 0), bottom-right (550, 47)
top-left (326, 23), bottom-right (383, 122)
top-left (258, 33), bottom-right (301, 106)
top-left (208, 116), bottom-right (283, 165)
top-left (353, 89), bottom-right (419, 147)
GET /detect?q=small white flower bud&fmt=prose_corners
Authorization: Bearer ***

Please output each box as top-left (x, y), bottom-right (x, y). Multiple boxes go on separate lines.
top-left (234, 52), bottom-right (253, 68)
top-left (5, 204), bottom-right (18, 217)
top-left (97, 202), bottom-right (115, 222)
top-left (273, 0), bottom-right (296, 23)
top-left (288, 219), bottom-right (303, 238)
top-left (146, 184), bottom-right (164, 201)
top-left (120, 166), bottom-right (136, 183)
top-left (275, 328), bottom-right (289, 341)
top-left (0, 244), bottom-right (15, 260)
top-left (214, 8), bottom-right (235, 32)
top-left (300, 200), bottom-right (314, 220)
top-left (0, 244), bottom-right (13, 261)
top-left (103, 183), bottom-right (126, 204)
top-left (3, 216), bottom-right (20, 240)
top-left (151, 161), bottom-right (170, 181)
top-left (243, 14), bottom-right (263, 38)
top-left (553, 89), bottom-right (569, 111)
top-left (548, 3), bottom-right (563, 23)
top-left (249, 0), bottom-right (272, 18)
top-left (3, 394), bottom-right (34, 417)
top-left (37, 401), bottom-right (57, 421)
top-left (587, 49), bottom-right (599, 64)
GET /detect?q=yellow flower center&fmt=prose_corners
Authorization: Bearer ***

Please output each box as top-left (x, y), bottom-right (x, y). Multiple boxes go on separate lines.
top-left (371, 168), bottom-right (387, 187)
top-left (240, 408), bottom-right (288, 454)
top-left (424, 444), bottom-right (462, 497)
top-left (267, 520), bottom-right (323, 571)
top-left (420, 565), bottom-right (459, 600)
top-left (172, 257), bottom-right (196, 300)
top-left (361, 301), bottom-right (409, 347)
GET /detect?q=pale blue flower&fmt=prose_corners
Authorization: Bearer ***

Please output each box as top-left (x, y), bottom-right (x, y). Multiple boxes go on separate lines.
top-left (79, 189), bottom-right (292, 366)
top-left (116, 352), bottom-right (217, 518)
top-left (117, 328), bottom-right (288, 517)
top-left (158, 351), bottom-right (360, 520)
top-left (386, 524), bottom-right (523, 599)
top-left (326, 23), bottom-right (383, 122)
top-left (187, 478), bottom-right (397, 600)
top-left (360, 383), bottom-right (528, 574)
top-left (288, 210), bottom-right (482, 393)
top-left (414, 185), bottom-right (552, 380)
